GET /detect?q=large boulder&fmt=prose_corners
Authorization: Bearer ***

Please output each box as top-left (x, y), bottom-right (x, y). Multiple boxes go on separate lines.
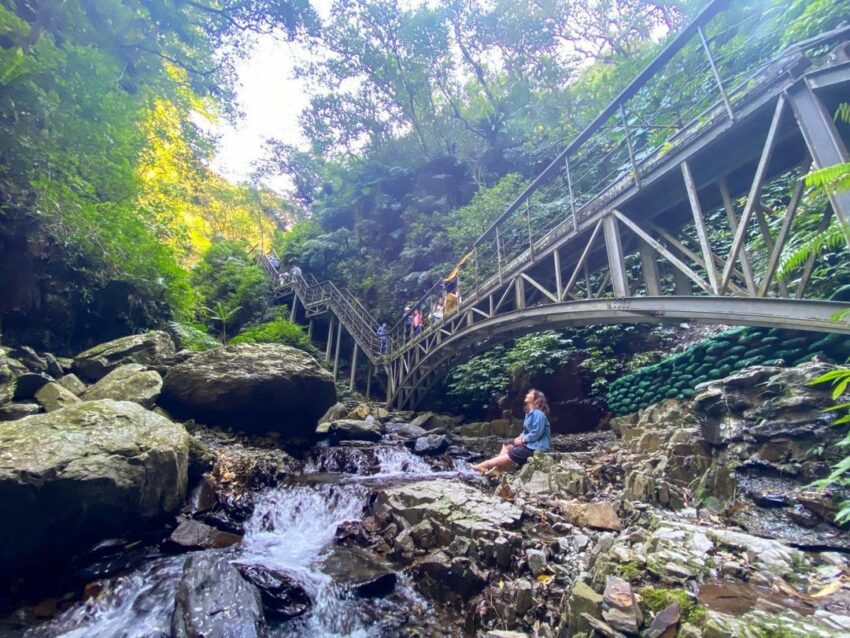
top-left (0, 400), bottom-right (190, 574)
top-left (160, 344), bottom-right (336, 436)
top-left (172, 552), bottom-right (267, 638)
top-left (73, 331), bottom-right (176, 382)
top-left (84, 363), bottom-right (163, 409)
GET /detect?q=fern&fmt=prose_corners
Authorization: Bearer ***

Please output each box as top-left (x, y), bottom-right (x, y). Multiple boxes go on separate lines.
top-left (836, 103), bottom-right (850, 124)
top-left (777, 220), bottom-right (847, 279)
top-left (805, 163), bottom-right (850, 193)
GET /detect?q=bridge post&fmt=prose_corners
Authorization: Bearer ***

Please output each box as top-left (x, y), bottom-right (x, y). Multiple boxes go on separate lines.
top-left (495, 226), bottom-right (504, 282)
top-left (515, 277), bottom-right (526, 310)
top-left (673, 269), bottom-right (692, 296)
top-left (333, 322), bottom-right (342, 380)
top-left (639, 240), bottom-right (661, 296)
top-left (325, 318), bottom-right (334, 362)
top-left (307, 319), bottom-right (313, 338)
top-left (365, 365), bottom-right (371, 399)
top-left (603, 214), bottom-right (630, 297)
top-left (289, 295), bottom-right (298, 322)
top-left (787, 80), bottom-right (850, 245)
top-left (698, 25), bottom-right (735, 122)
top-left (565, 154), bottom-right (578, 230)
top-left (349, 342), bottom-right (358, 392)
top-left (553, 250), bottom-right (563, 300)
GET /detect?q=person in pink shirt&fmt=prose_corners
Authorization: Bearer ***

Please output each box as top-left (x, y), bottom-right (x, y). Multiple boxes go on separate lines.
top-left (412, 308), bottom-right (423, 336)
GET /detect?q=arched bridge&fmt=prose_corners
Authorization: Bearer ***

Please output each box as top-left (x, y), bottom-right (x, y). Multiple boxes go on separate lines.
top-left (267, 0), bottom-right (850, 409)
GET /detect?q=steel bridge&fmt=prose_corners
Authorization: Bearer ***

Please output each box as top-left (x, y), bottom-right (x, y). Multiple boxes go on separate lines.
top-left (268, 0), bottom-right (850, 409)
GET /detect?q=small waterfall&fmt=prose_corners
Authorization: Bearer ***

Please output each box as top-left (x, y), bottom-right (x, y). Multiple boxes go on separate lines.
top-left (22, 445), bottom-right (460, 636)
top-left (237, 483), bottom-right (373, 637)
top-left (26, 558), bottom-right (184, 638)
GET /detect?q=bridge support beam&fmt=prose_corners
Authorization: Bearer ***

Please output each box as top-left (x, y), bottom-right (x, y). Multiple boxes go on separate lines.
top-left (639, 240), bottom-right (661, 296)
top-left (603, 214), bottom-right (629, 297)
top-left (365, 365), bottom-right (372, 400)
top-left (325, 318), bottom-right (334, 362)
top-left (787, 79), bottom-right (850, 246)
top-left (349, 342), bottom-right (358, 392)
top-left (515, 277), bottom-right (526, 310)
top-left (289, 295), bottom-right (298, 322)
top-left (333, 321), bottom-right (342, 380)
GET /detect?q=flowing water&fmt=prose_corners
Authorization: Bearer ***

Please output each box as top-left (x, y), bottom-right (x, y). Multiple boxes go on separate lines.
top-left (25, 445), bottom-right (466, 637)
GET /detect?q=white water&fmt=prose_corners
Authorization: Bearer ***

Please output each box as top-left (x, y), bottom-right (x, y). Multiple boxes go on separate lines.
top-left (27, 445), bottom-right (459, 637)
top-left (236, 484), bottom-right (373, 637)
top-left (304, 444), bottom-right (474, 482)
top-left (26, 557), bottom-right (184, 638)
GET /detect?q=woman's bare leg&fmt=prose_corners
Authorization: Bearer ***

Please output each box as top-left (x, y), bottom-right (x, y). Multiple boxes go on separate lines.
top-left (472, 447), bottom-right (516, 473)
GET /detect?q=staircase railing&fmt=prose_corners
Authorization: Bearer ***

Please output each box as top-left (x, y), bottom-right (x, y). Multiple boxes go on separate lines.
top-left (282, 273), bottom-right (388, 362)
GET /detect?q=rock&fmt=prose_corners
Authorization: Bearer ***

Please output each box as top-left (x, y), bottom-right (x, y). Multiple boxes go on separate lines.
top-left (172, 552), bottom-right (267, 637)
top-left (644, 602), bottom-right (680, 638)
top-left (0, 400), bottom-right (189, 574)
top-left (166, 519), bottom-right (241, 551)
top-left (384, 422), bottom-right (427, 439)
top-left (413, 434), bottom-right (449, 455)
top-left (319, 546), bottom-right (398, 598)
top-left (487, 631), bottom-right (529, 638)
top-left (328, 418), bottom-right (382, 441)
top-left (74, 331), bottom-right (176, 382)
top-left (84, 364), bottom-right (162, 409)
top-left (43, 353), bottom-right (64, 378)
top-left (526, 548), bottom-right (547, 577)
top-left (11, 346), bottom-right (48, 373)
top-left (515, 579), bottom-right (534, 614)
top-left (318, 402), bottom-right (348, 426)
top-left (160, 344), bottom-right (336, 436)
top-left (374, 480), bottom-right (522, 537)
top-left (56, 373), bottom-right (87, 396)
top-left (560, 581), bottom-right (603, 637)
top-left (0, 401), bottom-right (41, 421)
top-left (237, 564), bottom-right (311, 620)
top-left (580, 613), bottom-right (626, 638)
top-left (409, 411), bottom-right (458, 431)
top-left (413, 552), bottom-right (488, 601)
top-left (34, 381), bottom-right (82, 411)
top-left (13, 372), bottom-right (52, 400)
top-left (560, 500), bottom-right (622, 531)
top-left (601, 576), bottom-right (643, 634)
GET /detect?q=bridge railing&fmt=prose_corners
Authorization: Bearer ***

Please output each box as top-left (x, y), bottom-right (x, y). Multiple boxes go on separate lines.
top-left (387, 0), bottom-right (848, 354)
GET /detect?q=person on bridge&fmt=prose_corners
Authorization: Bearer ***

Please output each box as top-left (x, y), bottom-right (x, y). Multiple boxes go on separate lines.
top-left (377, 323), bottom-right (388, 355)
top-left (471, 389), bottom-right (551, 476)
top-left (290, 263), bottom-right (303, 281)
top-left (412, 308), bottom-right (423, 337)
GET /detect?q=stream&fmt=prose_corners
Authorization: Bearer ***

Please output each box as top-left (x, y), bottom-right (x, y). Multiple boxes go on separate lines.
top-left (23, 445), bottom-right (474, 638)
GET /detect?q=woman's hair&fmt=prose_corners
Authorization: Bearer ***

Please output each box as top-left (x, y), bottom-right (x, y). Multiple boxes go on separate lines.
top-left (526, 388), bottom-right (549, 415)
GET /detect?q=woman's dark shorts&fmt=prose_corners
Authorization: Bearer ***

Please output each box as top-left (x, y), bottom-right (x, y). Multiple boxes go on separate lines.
top-left (507, 444), bottom-right (535, 467)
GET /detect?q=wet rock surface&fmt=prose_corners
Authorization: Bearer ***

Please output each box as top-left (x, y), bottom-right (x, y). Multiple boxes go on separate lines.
top-left (0, 399), bottom-right (189, 575)
top-left (171, 552), bottom-right (267, 638)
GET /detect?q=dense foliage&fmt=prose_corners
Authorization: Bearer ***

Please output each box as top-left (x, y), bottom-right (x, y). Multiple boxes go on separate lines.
top-left (0, 0), bottom-right (314, 351)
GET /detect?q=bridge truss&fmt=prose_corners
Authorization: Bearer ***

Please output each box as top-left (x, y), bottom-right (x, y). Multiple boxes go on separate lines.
top-left (272, 0), bottom-right (850, 409)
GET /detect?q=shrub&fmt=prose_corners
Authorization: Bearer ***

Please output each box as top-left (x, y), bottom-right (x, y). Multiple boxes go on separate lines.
top-left (169, 321), bottom-right (220, 352)
top-left (229, 318), bottom-right (315, 353)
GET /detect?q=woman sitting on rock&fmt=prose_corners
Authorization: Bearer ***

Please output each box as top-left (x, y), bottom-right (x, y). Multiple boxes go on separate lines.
top-left (472, 389), bottom-right (551, 475)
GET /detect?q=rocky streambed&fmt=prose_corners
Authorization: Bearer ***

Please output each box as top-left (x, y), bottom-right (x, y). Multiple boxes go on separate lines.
top-left (1, 332), bottom-right (849, 637)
